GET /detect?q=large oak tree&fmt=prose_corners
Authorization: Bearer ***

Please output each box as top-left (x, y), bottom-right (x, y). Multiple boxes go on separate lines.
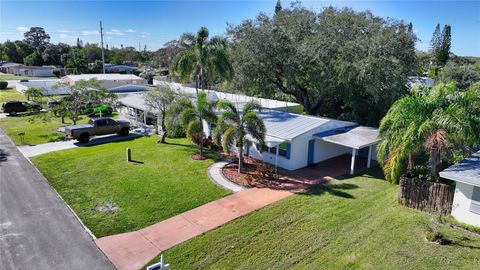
top-left (227, 4), bottom-right (417, 125)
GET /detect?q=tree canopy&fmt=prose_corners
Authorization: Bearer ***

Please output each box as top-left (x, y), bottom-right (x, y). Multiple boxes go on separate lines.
top-left (377, 83), bottom-right (480, 183)
top-left (226, 5), bottom-right (417, 125)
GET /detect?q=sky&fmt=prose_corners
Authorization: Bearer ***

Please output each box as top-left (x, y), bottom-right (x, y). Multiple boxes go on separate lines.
top-left (0, 1), bottom-right (479, 56)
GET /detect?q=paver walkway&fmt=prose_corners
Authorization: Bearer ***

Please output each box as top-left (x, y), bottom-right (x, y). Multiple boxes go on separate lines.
top-left (208, 161), bottom-right (245, 192)
top-left (95, 188), bottom-right (292, 270)
top-left (18, 132), bottom-right (143, 157)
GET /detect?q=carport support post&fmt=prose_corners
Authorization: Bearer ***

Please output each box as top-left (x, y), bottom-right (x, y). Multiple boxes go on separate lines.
top-left (367, 145), bottom-right (373, 168)
top-left (275, 144), bottom-right (279, 174)
top-left (350, 148), bottom-right (357, 175)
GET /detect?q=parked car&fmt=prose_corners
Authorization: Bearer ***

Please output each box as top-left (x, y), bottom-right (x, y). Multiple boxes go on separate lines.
top-left (64, 117), bottom-right (130, 143)
top-left (48, 100), bottom-right (60, 108)
top-left (2, 101), bottom-right (42, 116)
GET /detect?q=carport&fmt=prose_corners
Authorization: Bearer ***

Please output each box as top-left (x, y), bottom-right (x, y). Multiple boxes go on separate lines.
top-left (313, 126), bottom-right (380, 175)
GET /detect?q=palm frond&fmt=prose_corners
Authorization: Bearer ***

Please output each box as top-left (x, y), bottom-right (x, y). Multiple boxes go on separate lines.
top-left (242, 100), bottom-right (262, 115)
top-left (216, 99), bottom-right (237, 114)
top-left (180, 108), bottom-right (197, 126)
top-left (186, 120), bottom-right (202, 138)
top-left (221, 126), bottom-right (236, 154)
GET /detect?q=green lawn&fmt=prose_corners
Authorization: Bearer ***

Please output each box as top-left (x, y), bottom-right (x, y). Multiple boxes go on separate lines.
top-left (0, 114), bottom-right (90, 145)
top-left (150, 168), bottom-right (480, 269)
top-left (0, 87), bottom-right (26, 103)
top-left (0, 74), bottom-right (57, 80)
top-left (32, 137), bottom-right (230, 237)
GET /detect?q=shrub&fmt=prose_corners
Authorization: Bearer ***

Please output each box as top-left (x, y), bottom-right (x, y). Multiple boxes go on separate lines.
top-left (52, 69), bottom-right (62, 78)
top-left (20, 79), bottom-right (29, 82)
top-left (0, 81), bottom-right (8, 89)
top-left (424, 226), bottom-right (451, 245)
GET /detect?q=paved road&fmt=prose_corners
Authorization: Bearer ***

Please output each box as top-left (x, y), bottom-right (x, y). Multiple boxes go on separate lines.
top-left (0, 129), bottom-right (114, 270)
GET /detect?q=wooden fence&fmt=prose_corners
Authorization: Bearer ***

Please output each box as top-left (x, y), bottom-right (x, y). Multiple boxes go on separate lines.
top-left (398, 177), bottom-right (455, 215)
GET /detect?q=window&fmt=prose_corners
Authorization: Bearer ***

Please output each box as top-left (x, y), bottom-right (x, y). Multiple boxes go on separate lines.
top-left (264, 142), bottom-right (290, 159)
top-left (470, 186), bottom-right (480, 214)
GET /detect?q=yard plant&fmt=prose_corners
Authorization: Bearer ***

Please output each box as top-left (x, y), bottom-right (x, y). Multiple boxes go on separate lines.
top-left (214, 99), bottom-right (266, 172)
top-left (180, 91), bottom-right (217, 156)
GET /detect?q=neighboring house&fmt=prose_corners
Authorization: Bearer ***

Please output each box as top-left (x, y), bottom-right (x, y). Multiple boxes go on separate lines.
top-left (407, 76), bottom-right (435, 89)
top-left (63, 74), bottom-right (147, 88)
top-left (440, 151), bottom-right (480, 227)
top-left (0, 62), bottom-right (59, 77)
top-left (16, 73), bottom-right (149, 96)
top-left (119, 86), bottom-right (380, 173)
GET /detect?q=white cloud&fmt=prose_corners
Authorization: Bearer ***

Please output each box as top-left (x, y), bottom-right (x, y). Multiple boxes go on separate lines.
top-left (126, 29), bottom-right (136, 33)
top-left (17, 26), bottom-right (29, 32)
top-left (57, 29), bottom-right (69, 33)
top-left (81, 30), bottom-right (100, 36)
top-left (59, 34), bottom-right (75, 39)
top-left (107, 29), bottom-right (124, 36)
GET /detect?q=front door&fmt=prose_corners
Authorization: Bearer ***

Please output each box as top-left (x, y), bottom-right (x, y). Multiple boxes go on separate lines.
top-left (307, 139), bottom-right (315, 166)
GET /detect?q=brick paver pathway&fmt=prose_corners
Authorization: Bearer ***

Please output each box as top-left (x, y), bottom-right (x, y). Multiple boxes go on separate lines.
top-left (95, 188), bottom-right (292, 270)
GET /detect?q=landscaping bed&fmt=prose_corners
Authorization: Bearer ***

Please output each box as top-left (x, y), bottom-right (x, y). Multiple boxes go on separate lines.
top-left (32, 137), bottom-right (230, 237)
top-left (146, 167), bottom-right (480, 269)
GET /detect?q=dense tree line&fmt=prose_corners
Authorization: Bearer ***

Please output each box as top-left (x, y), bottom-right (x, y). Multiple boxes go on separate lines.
top-left (0, 27), bottom-right (155, 73)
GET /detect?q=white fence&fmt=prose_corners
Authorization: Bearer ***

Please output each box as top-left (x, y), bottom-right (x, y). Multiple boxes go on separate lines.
top-left (153, 80), bottom-right (299, 110)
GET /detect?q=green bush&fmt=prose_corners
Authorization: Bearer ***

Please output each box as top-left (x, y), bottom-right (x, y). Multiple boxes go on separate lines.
top-left (52, 69), bottom-right (62, 78)
top-left (0, 81), bottom-right (8, 89)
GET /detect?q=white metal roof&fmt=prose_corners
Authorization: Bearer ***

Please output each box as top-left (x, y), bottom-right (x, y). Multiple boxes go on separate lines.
top-left (259, 110), bottom-right (349, 141)
top-left (315, 126), bottom-right (380, 149)
top-left (440, 151), bottom-right (480, 187)
top-left (118, 92), bottom-right (353, 142)
top-left (65, 73), bottom-right (144, 81)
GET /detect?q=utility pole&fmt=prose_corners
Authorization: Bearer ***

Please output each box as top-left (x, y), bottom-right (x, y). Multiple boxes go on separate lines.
top-left (100, 20), bottom-right (106, 74)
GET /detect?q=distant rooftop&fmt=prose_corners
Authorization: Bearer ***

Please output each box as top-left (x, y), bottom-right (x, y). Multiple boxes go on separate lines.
top-left (440, 151), bottom-right (480, 187)
top-left (65, 73), bottom-right (143, 81)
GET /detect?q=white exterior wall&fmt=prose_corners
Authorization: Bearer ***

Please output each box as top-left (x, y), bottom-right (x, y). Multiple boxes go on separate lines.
top-left (451, 182), bottom-right (480, 227)
top-left (313, 140), bottom-right (351, 163)
top-left (248, 121), bottom-right (354, 171)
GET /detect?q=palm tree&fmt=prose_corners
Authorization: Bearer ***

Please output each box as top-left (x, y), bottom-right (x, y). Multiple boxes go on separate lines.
top-left (171, 27), bottom-right (233, 93)
top-left (180, 91), bottom-right (217, 156)
top-left (24, 87), bottom-right (44, 101)
top-left (377, 83), bottom-right (480, 183)
top-left (213, 100), bottom-right (266, 173)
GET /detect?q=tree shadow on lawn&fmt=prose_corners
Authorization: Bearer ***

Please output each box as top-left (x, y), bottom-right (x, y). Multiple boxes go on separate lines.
top-left (298, 182), bottom-right (359, 199)
top-left (163, 140), bottom-right (224, 162)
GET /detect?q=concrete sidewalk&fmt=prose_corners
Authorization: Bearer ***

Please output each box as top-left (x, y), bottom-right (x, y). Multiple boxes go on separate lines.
top-left (18, 132), bottom-right (143, 157)
top-left (95, 188), bottom-right (292, 270)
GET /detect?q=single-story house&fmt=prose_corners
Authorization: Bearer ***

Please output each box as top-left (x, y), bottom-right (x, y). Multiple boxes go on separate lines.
top-left (118, 88), bottom-right (379, 174)
top-left (63, 74), bottom-right (147, 89)
top-left (0, 63), bottom-right (60, 77)
top-left (215, 110), bottom-right (379, 172)
top-left (440, 151), bottom-right (480, 227)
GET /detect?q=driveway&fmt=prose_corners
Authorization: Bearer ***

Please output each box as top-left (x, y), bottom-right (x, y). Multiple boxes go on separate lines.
top-left (0, 129), bottom-right (114, 270)
top-left (18, 132), bottom-right (143, 158)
